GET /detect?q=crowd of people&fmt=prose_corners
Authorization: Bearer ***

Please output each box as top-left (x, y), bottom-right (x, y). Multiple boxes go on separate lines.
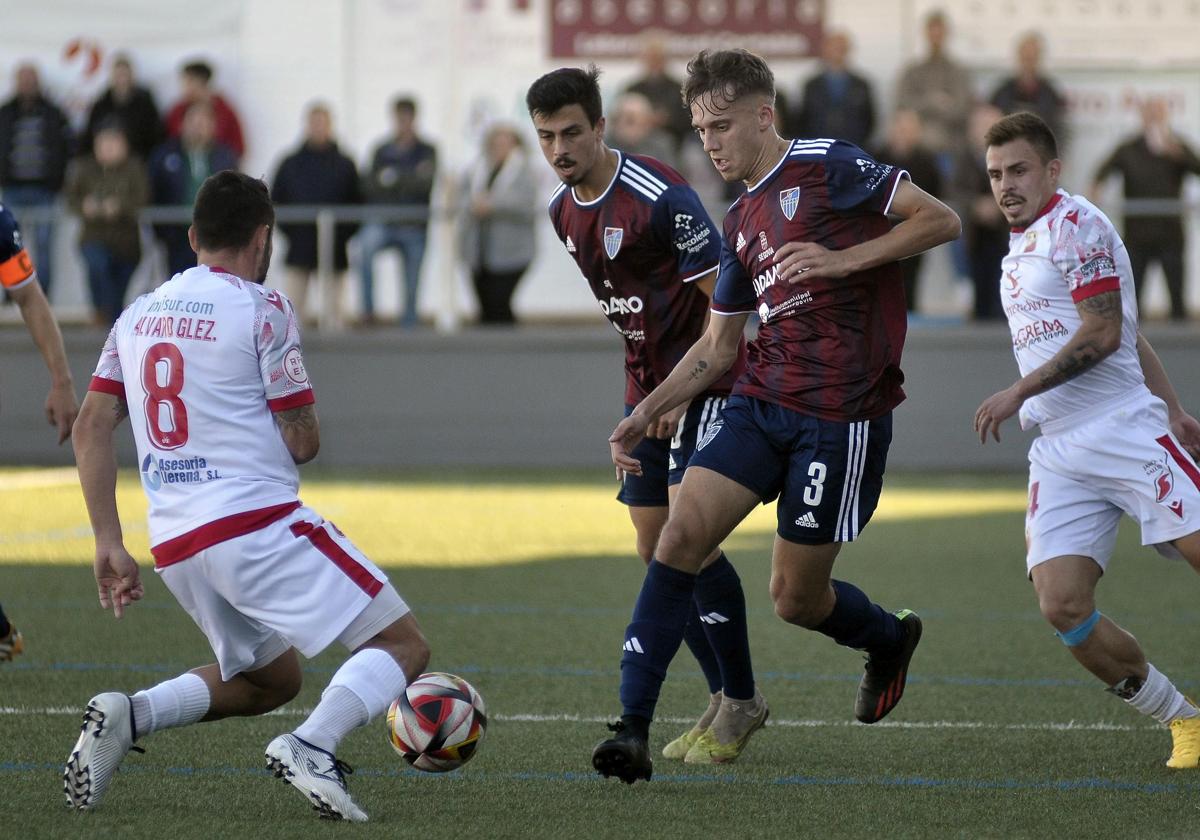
top-left (0, 57), bottom-right (517, 329)
top-left (616, 13), bottom-right (1199, 320)
top-left (2, 11), bottom-right (1198, 327)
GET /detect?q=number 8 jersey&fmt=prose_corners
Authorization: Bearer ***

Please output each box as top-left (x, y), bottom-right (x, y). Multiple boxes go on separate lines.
top-left (89, 265), bottom-right (315, 568)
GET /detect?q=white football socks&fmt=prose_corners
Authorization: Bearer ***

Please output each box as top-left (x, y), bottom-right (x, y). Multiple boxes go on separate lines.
top-left (1122, 664), bottom-right (1199, 725)
top-left (130, 672), bottom-right (211, 739)
top-left (294, 648), bottom-right (408, 754)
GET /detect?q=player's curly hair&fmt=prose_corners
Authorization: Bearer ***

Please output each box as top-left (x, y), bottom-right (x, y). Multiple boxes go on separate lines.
top-left (984, 111), bottom-right (1059, 163)
top-left (681, 49), bottom-right (775, 112)
top-left (192, 171), bottom-right (275, 252)
top-left (526, 65), bottom-right (603, 127)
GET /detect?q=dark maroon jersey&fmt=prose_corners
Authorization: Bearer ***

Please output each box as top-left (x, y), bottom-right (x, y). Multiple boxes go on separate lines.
top-left (549, 150), bottom-right (745, 404)
top-left (712, 139), bottom-right (911, 422)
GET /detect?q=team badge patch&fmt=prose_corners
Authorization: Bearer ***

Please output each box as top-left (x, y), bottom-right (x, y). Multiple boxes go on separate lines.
top-left (779, 187), bottom-right (800, 221)
top-left (696, 417), bottom-right (723, 451)
top-left (603, 227), bottom-right (624, 259)
top-left (1150, 455), bottom-right (1174, 503)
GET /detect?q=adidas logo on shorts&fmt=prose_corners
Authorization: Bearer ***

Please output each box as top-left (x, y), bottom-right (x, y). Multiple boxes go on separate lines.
top-left (623, 637), bottom-right (644, 654)
top-left (794, 511), bottom-right (819, 529)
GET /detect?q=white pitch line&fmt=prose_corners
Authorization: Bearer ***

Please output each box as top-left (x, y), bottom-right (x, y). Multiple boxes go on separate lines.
top-left (2, 707), bottom-right (1151, 732)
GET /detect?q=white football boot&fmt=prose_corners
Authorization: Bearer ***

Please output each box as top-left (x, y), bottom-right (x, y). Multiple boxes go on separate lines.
top-left (63, 692), bottom-right (140, 810)
top-left (265, 734), bottom-right (368, 822)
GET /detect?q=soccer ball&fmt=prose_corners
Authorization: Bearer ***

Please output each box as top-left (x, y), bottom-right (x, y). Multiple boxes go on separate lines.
top-left (386, 672), bottom-right (487, 772)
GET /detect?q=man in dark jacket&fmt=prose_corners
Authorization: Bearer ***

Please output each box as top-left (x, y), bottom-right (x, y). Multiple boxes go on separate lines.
top-left (0, 63), bottom-right (73, 294)
top-left (795, 30), bottom-right (876, 148)
top-left (82, 55), bottom-right (164, 162)
top-left (359, 97), bottom-right (436, 326)
top-left (1092, 98), bottom-right (1200, 320)
top-left (272, 104), bottom-right (360, 326)
top-left (147, 103), bottom-right (238, 278)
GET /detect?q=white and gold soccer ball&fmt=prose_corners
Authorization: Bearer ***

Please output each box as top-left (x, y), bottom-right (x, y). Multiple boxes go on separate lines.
top-left (386, 672), bottom-right (487, 772)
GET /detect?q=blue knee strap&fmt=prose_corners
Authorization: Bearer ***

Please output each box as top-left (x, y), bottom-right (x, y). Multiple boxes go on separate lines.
top-left (1056, 610), bottom-right (1101, 647)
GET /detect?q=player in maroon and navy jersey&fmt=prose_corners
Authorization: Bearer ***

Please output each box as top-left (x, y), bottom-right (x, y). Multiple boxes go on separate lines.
top-left (527, 66), bottom-right (763, 769)
top-left (596, 50), bottom-right (961, 784)
top-left (0, 203), bottom-right (79, 663)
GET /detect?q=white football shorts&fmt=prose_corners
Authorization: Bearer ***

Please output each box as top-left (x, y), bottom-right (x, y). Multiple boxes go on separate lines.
top-left (159, 505), bottom-right (410, 680)
top-left (1025, 391), bottom-right (1200, 574)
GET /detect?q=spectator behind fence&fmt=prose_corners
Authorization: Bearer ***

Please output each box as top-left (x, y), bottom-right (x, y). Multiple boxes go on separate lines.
top-left (82, 54), bottom-right (164, 162)
top-left (989, 33), bottom-right (1067, 148)
top-left (271, 103), bottom-right (361, 328)
top-left (606, 93), bottom-right (675, 164)
top-left (359, 97), bottom-right (436, 327)
top-left (163, 60), bottom-right (245, 161)
top-left (1092, 98), bottom-right (1200, 321)
top-left (66, 122), bottom-right (149, 326)
top-left (148, 103), bottom-right (238, 278)
top-left (0, 63), bottom-right (72, 296)
top-left (873, 109), bottom-right (943, 313)
top-left (950, 104), bottom-right (1010, 320)
top-left (896, 10), bottom-right (975, 174)
top-left (795, 29), bottom-right (876, 148)
top-left (458, 123), bottom-right (537, 326)
top-left (623, 32), bottom-right (690, 163)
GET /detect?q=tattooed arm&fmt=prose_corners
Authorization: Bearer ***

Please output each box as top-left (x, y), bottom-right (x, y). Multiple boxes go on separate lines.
top-left (272, 403), bottom-right (320, 464)
top-left (609, 311), bottom-right (747, 477)
top-left (73, 390), bottom-right (144, 617)
top-left (975, 290), bottom-right (1123, 444)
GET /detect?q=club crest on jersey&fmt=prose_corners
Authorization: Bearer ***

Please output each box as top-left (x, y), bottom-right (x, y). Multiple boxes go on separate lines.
top-left (603, 227), bottom-right (624, 259)
top-left (1022, 231), bottom-right (1038, 253)
top-left (779, 187), bottom-right (800, 221)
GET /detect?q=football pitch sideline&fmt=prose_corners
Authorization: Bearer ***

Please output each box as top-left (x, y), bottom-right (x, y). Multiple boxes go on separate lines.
top-left (2, 468), bottom-right (1199, 839)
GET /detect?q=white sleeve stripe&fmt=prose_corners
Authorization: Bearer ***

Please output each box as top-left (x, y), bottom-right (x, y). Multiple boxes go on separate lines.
top-left (711, 306), bottom-right (756, 316)
top-left (619, 174), bottom-right (660, 202)
top-left (623, 159), bottom-right (669, 190)
top-left (620, 167), bottom-right (666, 197)
top-left (681, 264), bottom-right (719, 283)
top-left (882, 169), bottom-right (910, 215)
top-left (546, 183), bottom-right (567, 207)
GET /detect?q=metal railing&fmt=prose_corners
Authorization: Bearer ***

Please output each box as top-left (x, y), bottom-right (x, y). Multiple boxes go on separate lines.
top-left (5, 197), bottom-right (1200, 330)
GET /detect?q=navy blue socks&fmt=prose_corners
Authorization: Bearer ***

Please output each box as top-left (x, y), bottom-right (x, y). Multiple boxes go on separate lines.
top-left (694, 553), bottom-right (755, 700)
top-left (680, 608), bottom-right (723, 695)
top-left (813, 579), bottom-right (902, 653)
top-left (619, 560), bottom-right (698, 719)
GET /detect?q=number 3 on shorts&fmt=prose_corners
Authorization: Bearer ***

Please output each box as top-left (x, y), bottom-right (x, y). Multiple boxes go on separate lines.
top-left (803, 461), bottom-right (827, 506)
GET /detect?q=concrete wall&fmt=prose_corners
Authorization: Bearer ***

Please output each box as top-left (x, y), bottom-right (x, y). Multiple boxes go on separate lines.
top-left (4, 323), bottom-right (1198, 473)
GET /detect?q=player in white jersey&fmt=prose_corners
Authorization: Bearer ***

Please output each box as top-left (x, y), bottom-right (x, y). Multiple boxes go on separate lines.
top-left (65, 172), bottom-right (430, 821)
top-left (974, 112), bottom-right (1200, 769)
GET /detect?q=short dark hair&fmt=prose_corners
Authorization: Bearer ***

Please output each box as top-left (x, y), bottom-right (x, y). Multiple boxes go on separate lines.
top-left (192, 171), bottom-right (274, 251)
top-left (181, 61), bottom-right (213, 83)
top-left (525, 66), bottom-right (603, 127)
top-left (984, 111), bottom-right (1059, 163)
top-left (681, 49), bottom-right (775, 111)
top-left (393, 97), bottom-right (416, 117)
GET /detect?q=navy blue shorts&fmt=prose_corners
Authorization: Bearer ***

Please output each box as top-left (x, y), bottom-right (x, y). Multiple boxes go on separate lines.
top-left (686, 394), bottom-right (893, 544)
top-left (618, 396), bottom-right (728, 507)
